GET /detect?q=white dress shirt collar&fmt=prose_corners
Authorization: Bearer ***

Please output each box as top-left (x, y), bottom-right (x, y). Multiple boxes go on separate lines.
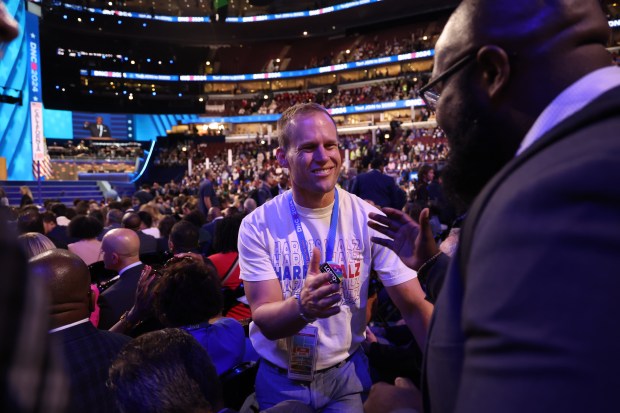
top-left (49, 318), bottom-right (90, 334)
top-left (517, 66), bottom-right (620, 155)
top-left (119, 261), bottom-right (142, 276)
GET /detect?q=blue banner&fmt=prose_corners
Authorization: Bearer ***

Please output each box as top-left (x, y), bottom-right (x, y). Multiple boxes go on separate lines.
top-left (26, 11), bottom-right (42, 102)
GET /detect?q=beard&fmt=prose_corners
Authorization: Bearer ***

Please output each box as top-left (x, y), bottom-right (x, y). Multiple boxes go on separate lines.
top-left (440, 97), bottom-right (522, 211)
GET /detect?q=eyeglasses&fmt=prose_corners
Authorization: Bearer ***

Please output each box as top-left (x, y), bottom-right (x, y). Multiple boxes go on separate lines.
top-left (419, 52), bottom-right (477, 112)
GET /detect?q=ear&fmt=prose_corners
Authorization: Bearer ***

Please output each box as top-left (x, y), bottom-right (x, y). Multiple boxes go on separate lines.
top-left (476, 45), bottom-right (511, 100)
top-left (276, 147), bottom-right (289, 168)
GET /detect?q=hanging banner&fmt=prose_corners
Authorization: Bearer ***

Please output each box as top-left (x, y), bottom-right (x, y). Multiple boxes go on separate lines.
top-left (27, 11), bottom-right (44, 163)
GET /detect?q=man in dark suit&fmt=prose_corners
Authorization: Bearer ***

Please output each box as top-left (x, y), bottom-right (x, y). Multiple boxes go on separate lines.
top-left (42, 211), bottom-right (72, 249)
top-left (365, 1), bottom-right (620, 413)
top-left (349, 157), bottom-right (406, 209)
top-left (97, 228), bottom-right (145, 329)
top-left (30, 249), bottom-right (129, 413)
top-left (121, 212), bottom-right (158, 255)
top-left (83, 116), bottom-right (111, 138)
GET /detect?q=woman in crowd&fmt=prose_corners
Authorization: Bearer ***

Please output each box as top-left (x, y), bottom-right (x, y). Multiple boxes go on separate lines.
top-left (153, 257), bottom-right (246, 375)
top-left (19, 186), bottom-right (33, 208)
top-left (67, 215), bottom-right (103, 265)
top-left (17, 232), bottom-right (56, 258)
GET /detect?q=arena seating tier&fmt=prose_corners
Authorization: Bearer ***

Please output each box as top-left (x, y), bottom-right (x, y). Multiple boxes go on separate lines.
top-left (1, 180), bottom-right (105, 206)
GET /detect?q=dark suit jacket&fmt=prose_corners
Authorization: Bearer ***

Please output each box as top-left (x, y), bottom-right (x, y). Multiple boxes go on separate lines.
top-left (85, 123), bottom-right (111, 137)
top-left (97, 263), bottom-right (144, 329)
top-left (46, 225), bottom-right (73, 249)
top-left (200, 217), bottom-right (222, 255)
top-left (424, 86), bottom-right (620, 413)
top-left (137, 230), bottom-right (158, 255)
top-left (52, 321), bottom-right (129, 413)
top-left (349, 169), bottom-right (406, 209)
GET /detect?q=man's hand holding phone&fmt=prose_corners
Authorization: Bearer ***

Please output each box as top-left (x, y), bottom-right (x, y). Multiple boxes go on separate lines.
top-left (298, 247), bottom-right (342, 320)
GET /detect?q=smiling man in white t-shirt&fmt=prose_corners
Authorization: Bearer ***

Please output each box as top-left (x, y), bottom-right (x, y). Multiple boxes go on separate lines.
top-left (239, 102), bottom-right (433, 412)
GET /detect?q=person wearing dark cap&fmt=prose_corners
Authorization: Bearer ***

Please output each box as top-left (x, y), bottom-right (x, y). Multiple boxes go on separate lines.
top-left (365, 1), bottom-right (620, 412)
top-left (121, 211), bottom-right (157, 255)
top-left (30, 249), bottom-right (129, 413)
top-left (97, 228), bottom-right (145, 329)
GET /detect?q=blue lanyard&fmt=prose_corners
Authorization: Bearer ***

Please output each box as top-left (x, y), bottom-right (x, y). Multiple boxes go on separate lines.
top-left (287, 189), bottom-right (339, 275)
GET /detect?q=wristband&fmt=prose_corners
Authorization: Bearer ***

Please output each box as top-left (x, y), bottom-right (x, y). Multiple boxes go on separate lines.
top-left (294, 291), bottom-right (317, 323)
top-left (417, 251), bottom-right (443, 277)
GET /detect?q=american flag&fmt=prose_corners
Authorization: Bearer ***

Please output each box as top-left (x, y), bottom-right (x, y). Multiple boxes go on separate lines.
top-left (33, 137), bottom-right (54, 180)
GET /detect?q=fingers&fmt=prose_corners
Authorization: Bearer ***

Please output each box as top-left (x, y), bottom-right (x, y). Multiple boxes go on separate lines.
top-left (368, 221), bottom-right (397, 239)
top-left (370, 236), bottom-right (394, 249)
top-left (418, 208), bottom-right (433, 240)
top-left (308, 246), bottom-right (321, 275)
top-left (394, 377), bottom-right (416, 389)
top-left (315, 293), bottom-right (342, 308)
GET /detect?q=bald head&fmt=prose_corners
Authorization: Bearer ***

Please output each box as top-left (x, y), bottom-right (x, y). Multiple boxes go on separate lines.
top-left (441, 0), bottom-right (609, 53)
top-left (101, 228), bottom-right (140, 271)
top-left (432, 0), bottom-right (613, 132)
top-left (122, 212), bottom-right (142, 231)
top-left (29, 249), bottom-right (91, 327)
top-left (430, 0), bottom-right (614, 207)
top-left (437, 0), bottom-right (610, 73)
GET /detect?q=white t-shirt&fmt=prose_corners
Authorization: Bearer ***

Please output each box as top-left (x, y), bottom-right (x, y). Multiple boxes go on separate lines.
top-left (239, 187), bottom-right (416, 369)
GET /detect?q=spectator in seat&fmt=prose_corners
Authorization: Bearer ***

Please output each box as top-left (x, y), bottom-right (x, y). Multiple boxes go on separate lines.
top-left (108, 328), bottom-right (230, 413)
top-left (138, 210), bottom-right (160, 239)
top-left (98, 208), bottom-right (123, 241)
top-left (156, 214), bottom-right (177, 253)
top-left (51, 203), bottom-right (71, 226)
top-left (152, 257), bottom-right (245, 375)
top-left (121, 212), bottom-right (158, 255)
top-left (132, 184), bottom-right (153, 206)
top-left (17, 232), bottom-right (56, 258)
top-left (168, 220), bottom-right (200, 254)
top-left (17, 209), bottom-right (44, 235)
top-left (97, 228), bottom-right (145, 329)
top-left (67, 215), bottom-right (103, 266)
top-left (30, 249), bottom-right (129, 413)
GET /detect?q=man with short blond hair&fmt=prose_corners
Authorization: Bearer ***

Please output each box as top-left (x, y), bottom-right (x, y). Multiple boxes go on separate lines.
top-left (239, 103), bottom-right (432, 411)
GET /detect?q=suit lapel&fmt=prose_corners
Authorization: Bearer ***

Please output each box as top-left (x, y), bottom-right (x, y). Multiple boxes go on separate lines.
top-left (458, 84), bottom-right (620, 281)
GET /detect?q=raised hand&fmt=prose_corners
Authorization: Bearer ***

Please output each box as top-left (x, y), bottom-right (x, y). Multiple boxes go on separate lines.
top-left (368, 207), bottom-right (439, 271)
top-left (299, 247), bottom-right (342, 320)
top-left (127, 265), bottom-right (159, 322)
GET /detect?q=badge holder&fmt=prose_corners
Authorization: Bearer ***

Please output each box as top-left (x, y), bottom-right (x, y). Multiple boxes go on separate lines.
top-left (287, 324), bottom-right (319, 381)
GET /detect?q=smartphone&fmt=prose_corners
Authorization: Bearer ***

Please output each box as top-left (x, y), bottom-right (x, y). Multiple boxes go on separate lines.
top-left (320, 262), bottom-right (342, 284)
